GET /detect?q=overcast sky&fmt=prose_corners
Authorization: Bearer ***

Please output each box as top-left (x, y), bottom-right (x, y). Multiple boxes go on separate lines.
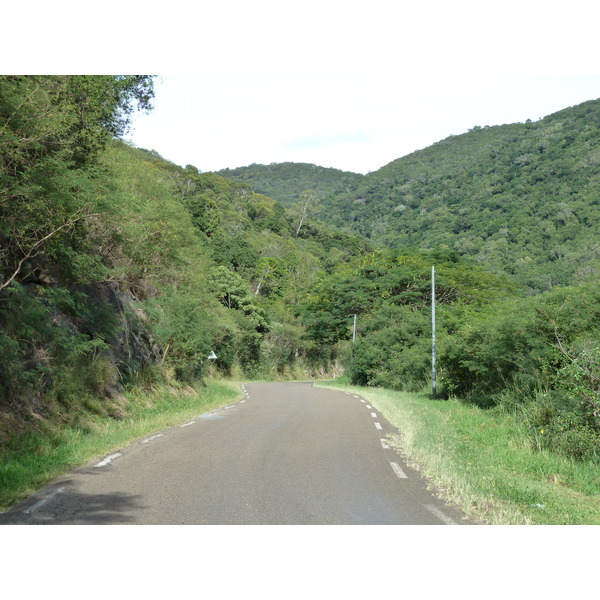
top-left (125, 74), bottom-right (600, 174)
top-left (6, 1), bottom-right (600, 175)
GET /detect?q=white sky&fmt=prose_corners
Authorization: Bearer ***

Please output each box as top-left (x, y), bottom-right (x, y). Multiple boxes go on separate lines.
top-left (5, 1), bottom-right (600, 175)
top-left (125, 74), bottom-right (600, 174)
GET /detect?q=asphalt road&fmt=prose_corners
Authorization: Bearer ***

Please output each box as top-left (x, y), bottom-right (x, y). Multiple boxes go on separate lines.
top-left (0, 382), bottom-right (472, 525)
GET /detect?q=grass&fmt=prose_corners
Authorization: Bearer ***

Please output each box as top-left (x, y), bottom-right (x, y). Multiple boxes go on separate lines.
top-left (0, 379), bottom-right (241, 511)
top-left (318, 380), bottom-right (600, 525)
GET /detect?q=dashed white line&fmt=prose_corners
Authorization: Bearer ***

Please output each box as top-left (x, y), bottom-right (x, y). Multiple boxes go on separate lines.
top-left (360, 399), bottom-right (366, 403)
top-left (390, 462), bottom-right (408, 479)
top-left (23, 487), bottom-right (65, 514)
top-left (142, 434), bottom-right (163, 444)
top-left (424, 504), bottom-right (457, 525)
top-left (180, 420), bottom-right (195, 428)
top-left (380, 439), bottom-right (389, 449)
top-left (371, 412), bottom-right (377, 418)
top-left (95, 452), bottom-right (122, 467)
top-left (366, 405), bottom-right (373, 409)
top-left (374, 422), bottom-right (382, 430)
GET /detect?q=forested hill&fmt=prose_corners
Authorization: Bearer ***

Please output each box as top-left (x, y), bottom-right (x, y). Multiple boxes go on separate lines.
top-left (0, 76), bottom-right (370, 439)
top-left (216, 162), bottom-right (363, 208)
top-left (321, 98), bottom-right (600, 291)
top-left (219, 99), bottom-right (600, 292)
top-left (1, 76), bottom-right (599, 471)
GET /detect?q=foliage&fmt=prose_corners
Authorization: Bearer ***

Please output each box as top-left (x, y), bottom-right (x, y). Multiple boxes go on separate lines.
top-left (0, 76), bottom-right (155, 408)
top-left (317, 100), bottom-right (600, 291)
top-left (290, 190), bottom-right (323, 236)
top-left (440, 284), bottom-right (600, 460)
top-left (216, 162), bottom-right (363, 208)
top-left (299, 248), bottom-right (511, 389)
top-left (2, 76), bottom-right (599, 470)
top-left (440, 284), bottom-right (600, 399)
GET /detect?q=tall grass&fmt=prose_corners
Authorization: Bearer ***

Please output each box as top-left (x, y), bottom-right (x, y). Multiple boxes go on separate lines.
top-left (0, 379), bottom-right (241, 511)
top-left (319, 381), bottom-right (600, 525)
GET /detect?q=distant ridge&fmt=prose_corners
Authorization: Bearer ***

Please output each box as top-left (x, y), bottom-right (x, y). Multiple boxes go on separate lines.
top-left (215, 162), bottom-right (363, 208)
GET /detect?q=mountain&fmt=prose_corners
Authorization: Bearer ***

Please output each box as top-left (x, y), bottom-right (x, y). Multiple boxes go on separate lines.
top-left (322, 99), bottom-right (600, 291)
top-left (217, 99), bottom-right (600, 292)
top-left (216, 162), bottom-right (363, 208)
top-left (0, 75), bottom-right (373, 432)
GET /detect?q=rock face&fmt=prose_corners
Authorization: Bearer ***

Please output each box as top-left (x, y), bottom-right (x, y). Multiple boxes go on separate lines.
top-left (1, 272), bottom-right (167, 437)
top-left (88, 281), bottom-right (163, 372)
top-left (19, 277), bottom-right (163, 404)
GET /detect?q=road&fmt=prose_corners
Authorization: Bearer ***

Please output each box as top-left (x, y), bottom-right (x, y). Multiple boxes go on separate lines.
top-left (0, 382), bottom-right (472, 525)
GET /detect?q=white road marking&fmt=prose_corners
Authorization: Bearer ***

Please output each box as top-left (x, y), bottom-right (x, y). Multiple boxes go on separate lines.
top-left (180, 420), bottom-right (195, 427)
top-left (366, 405), bottom-right (372, 409)
top-left (360, 399), bottom-right (366, 403)
top-left (375, 422), bottom-right (382, 430)
top-left (381, 439), bottom-right (389, 449)
top-left (424, 504), bottom-right (457, 525)
top-left (142, 434), bottom-right (163, 444)
top-left (95, 452), bottom-right (122, 467)
top-left (240, 399), bottom-right (246, 403)
top-left (371, 412), bottom-right (377, 418)
top-left (353, 395), bottom-right (360, 398)
top-left (390, 462), bottom-right (408, 479)
top-left (23, 486), bottom-right (65, 514)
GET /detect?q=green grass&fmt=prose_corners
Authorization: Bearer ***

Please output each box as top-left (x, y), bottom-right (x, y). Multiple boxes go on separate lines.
top-left (318, 381), bottom-right (600, 525)
top-left (0, 379), bottom-right (241, 511)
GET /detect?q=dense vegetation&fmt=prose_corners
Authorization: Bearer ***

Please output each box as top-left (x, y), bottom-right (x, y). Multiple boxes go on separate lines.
top-left (1, 76), bottom-right (598, 469)
top-left (217, 162), bottom-right (362, 208)
top-left (220, 102), bottom-right (600, 462)
top-left (321, 101), bottom-right (600, 293)
top-left (0, 75), bottom-right (369, 443)
top-left (299, 248), bottom-right (599, 461)
top-left (225, 102), bottom-right (600, 293)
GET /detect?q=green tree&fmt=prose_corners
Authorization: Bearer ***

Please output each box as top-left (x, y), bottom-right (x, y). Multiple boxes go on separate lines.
top-left (0, 75), bottom-right (155, 290)
top-left (253, 256), bottom-right (286, 297)
top-left (291, 190), bottom-right (323, 236)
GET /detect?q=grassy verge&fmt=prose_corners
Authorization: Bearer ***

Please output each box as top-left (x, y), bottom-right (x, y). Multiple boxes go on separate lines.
top-left (0, 379), bottom-right (241, 511)
top-left (318, 380), bottom-right (600, 525)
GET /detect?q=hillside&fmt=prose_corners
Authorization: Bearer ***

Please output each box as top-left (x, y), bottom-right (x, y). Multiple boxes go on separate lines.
top-left (0, 76), bottom-right (371, 440)
top-left (1, 77), bottom-right (598, 472)
top-left (217, 100), bottom-right (600, 292)
top-left (322, 99), bottom-right (600, 291)
top-left (216, 162), bottom-right (363, 208)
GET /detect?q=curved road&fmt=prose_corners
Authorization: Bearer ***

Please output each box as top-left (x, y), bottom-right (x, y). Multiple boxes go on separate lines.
top-left (0, 382), bottom-right (471, 525)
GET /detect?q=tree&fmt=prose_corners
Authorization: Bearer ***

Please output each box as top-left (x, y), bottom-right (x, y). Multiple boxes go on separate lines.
top-left (291, 190), bottom-right (323, 236)
top-left (0, 76), bottom-right (155, 289)
top-left (253, 256), bottom-right (286, 297)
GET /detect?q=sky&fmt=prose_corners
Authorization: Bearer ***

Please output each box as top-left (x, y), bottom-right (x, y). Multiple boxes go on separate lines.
top-left (6, 1), bottom-right (600, 176)
top-left (125, 74), bottom-right (600, 174)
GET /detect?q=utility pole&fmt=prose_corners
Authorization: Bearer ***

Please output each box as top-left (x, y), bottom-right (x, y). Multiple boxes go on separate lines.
top-left (431, 266), bottom-right (437, 398)
top-left (351, 314), bottom-right (357, 372)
